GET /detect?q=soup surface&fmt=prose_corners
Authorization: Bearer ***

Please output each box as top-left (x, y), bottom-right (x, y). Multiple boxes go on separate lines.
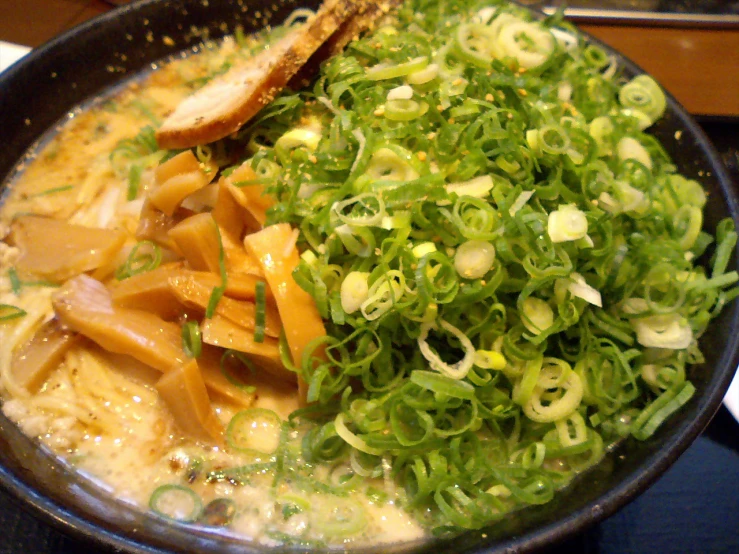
top-left (0, 0), bottom-right (736, 548)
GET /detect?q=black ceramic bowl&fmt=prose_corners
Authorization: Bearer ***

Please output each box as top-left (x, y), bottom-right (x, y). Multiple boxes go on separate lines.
top-left (0, 1), bottom-right (738, 553)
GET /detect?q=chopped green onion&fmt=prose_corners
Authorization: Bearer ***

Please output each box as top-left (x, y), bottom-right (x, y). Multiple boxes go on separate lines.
top-left (181, 320), bottom-right (202, 358)
top-left (340, 271), bottom-right (370, 314)
top-left (311, 497), bottom-right (367, 538)
top-left (219, 350), bottom-right (257, 393)
top-left (127, 164), bottom-right (143, 201)
top-left (149, 484), bottom-right (202, 522)
top-left (631, 382), bottom-right (695, 440)
top-left (115, 241), bottom-right (162, 281)
top-left (30, 185), bottom-right (74, 198)
top-left (417, 320), bottom-right (475, 379)
top-left (226, 408), bottom-right (282, 455)
top-left (548, 205), bottom-right (588, 243)
top-left (0, 304), bottom-right (26, 322)
top-left (619, 74), bottom-right (666, 127)
top-left (205, 223), bottom-right (227, 318)
top-left (384, 99), bottom-right (429, 121)
top-left (410, 370), bottom-right (475, 399)
top-left (617, 137), bottom-right (652, 170)
top-left (521, 297), bottom-right (554, 335)
top-left (254, 281), bottom-right (267, 343)
top-left (8, 268), bottom-right (21, 295)
top-left (366, 56), bottom-right (428, 80)
top-left (454, 240), bottom-right (495, 279)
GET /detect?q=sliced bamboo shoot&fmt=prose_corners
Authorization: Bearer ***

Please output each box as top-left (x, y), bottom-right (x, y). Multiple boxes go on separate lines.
top-left (212, 181), bottom-right (259, 241)
top-left (178, 270), bottom-right (273, 303)
top-left (52, 276), bottom-right (268, 408)
top-left (11, 319), bottom-right (81, 393)
top-left (135, 199), bottom-right (184, 252)
top-left (243, 223), bottom-right (327, 401)
top-left (221, 229), bottom-right (264, 277)
top-left (224, 162), bottom-right (275, 227)
top-left (201, 314), bottom-right (280, 358)
top-left (169, 273), bottom-right (281, 337)
top-left (154, 148), bottom-right (202, 182)
top-left (168, 212), bottom-right (221, 273)
top-left (199, 347), bottom-right (298, 416)
top-left (110, 262), bottom-right (185, 320)
top-left (149, 151), bottom-right (218, 216)
top-left (52, 275), bottom-right (186, 372)
top-left (198, 346), bottom-right (257, 408)
top-left (155, 358), bottom-right (224, 443)
top-left (168, 212), bottom-right (263, 277)
top-left (11, 215), bottom-right (126, 282)
top-left (201, 315), bottom-right (293, 383)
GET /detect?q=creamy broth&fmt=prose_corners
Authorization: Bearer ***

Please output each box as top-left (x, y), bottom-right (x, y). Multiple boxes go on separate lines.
top-left (0, 0), bottom-right (736, 548)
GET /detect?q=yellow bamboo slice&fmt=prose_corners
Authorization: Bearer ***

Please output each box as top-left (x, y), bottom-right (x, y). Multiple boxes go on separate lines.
top-left (169, 272), bottom-right (281, 337)
top-left (149, 151), bottom-right (218, 216)
top-left (110, 262), bottom-right (185, 320)
top-left (244, 223), bottom-right (327, 402)
top-left (156, 358), bottom-right (224, 443)
top-left (201, 315), bottom-right (293, 383)
top-left (223, 162), bottom-right (275, 227)
top-left (11, 215), bottom-right (126, 282)
top-left (11, 319), bottom-right (81, 393)
top-left (52, 275), bottom-right (187, 372)
top-left (168, 212), bottom-right (222, 273)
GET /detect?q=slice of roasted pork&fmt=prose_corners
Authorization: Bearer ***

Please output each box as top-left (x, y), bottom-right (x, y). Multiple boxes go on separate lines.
top-left (155, 0), bottom-right (363, 149)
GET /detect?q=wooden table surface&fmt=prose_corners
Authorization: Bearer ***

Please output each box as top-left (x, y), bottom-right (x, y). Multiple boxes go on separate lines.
top-left (581, 23), bottom-right (739, 118)
top-left (0, 0), bottom-right (737, 117)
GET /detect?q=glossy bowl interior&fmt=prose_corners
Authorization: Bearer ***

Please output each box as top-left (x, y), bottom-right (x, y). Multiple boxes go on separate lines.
top-left (1, 1), bottom-right (738, 553)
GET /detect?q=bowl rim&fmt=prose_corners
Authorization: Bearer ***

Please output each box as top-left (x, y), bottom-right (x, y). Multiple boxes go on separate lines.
top-left (0, 1), bottom-right (738, 553)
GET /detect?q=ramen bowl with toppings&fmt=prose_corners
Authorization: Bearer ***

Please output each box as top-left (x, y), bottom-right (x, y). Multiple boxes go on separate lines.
top-left (0, 0), bottom-right (738, 552)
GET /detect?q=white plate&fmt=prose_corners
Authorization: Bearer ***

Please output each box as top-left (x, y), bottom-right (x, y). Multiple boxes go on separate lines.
top-left (2, 41), bottom-right (739, 423)
top-left (0, 41), bottom-right (30, 73)
top-left (724, 370), bottom-right (739, 421)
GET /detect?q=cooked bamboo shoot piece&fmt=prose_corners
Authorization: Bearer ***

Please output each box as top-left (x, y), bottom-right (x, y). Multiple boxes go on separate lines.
top-left (154, 148), bottom-right (203, 183)
top-left (110, 262), bottom-right (185, 320)
top-left (198, 346), bottom-right (299, 416)
top-left (201, 315), bottom-right (293, 383)
top-left (155, 358), bottom-right (224, 443)
top-left (179, 270), bottom-right (274, 303)
top-left (135, 199), bottom-right (184, 252)
top-left (52, 275), bottom-right (187, 372)
top-left (168, 212), bottom-right (221, 273)
top-left (168, 212), bottom-right (263, 276)
top-left (11, 319), bottom-right (81, 393)
top-left (149, 151), bottom-right (218, 216)
top-left (11, 215), bottom-right (126, 282)
top-left (221, 229), bottom-right (264, 276)
top-left (223, 162), bottom-right (275, 227)
top-left (169, 273), bottom-right (281, 337)
top-left (244, 223), bottom-right (327, 401)
top-left (198, 346), bottom-right (257, 408)
top-left (212, 181), bottom-right (259, 240)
